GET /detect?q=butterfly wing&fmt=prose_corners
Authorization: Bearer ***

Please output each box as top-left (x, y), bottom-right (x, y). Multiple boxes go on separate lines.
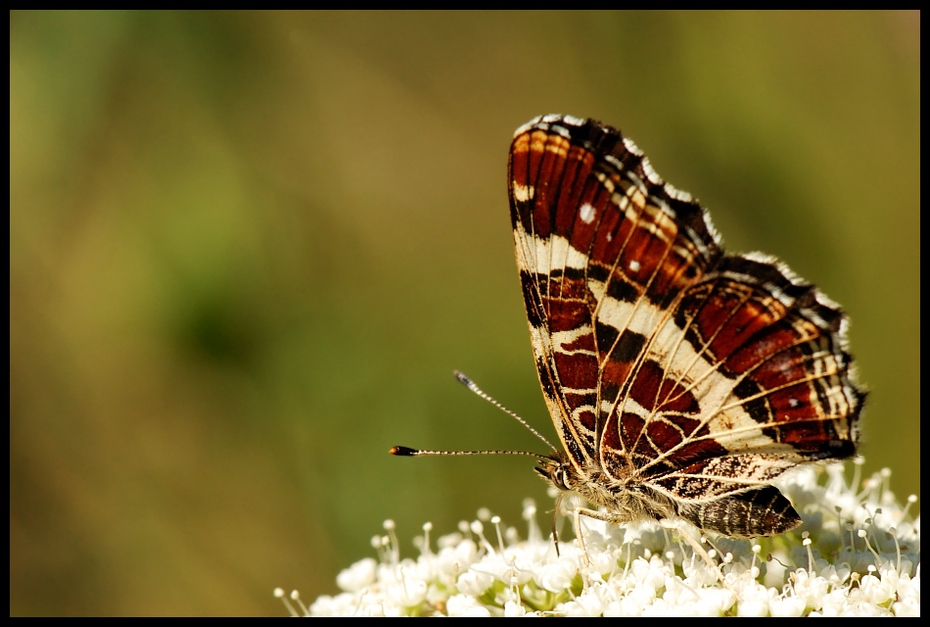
top-left (508, 115), bottom-right (862, 533)
top-left (508, 115), bottom-right (721, 471)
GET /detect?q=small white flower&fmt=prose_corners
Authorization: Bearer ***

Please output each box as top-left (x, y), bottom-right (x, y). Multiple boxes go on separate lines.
top-left (335, 557), bottom-right (376, 592)
top-left (769, 593), bottom-right (806, 617)
top-left (456, 567), bottom-right (495, 597)
top-left (502, 600), bottom-right (526, 616)
top-left (446, 593), bottom-right (492, 617)
top-left (291, 463), bottom-right (919, 616)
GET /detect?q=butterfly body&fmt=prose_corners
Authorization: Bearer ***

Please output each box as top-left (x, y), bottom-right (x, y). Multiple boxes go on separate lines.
top-left (536, 453), bottom-right (679, 524)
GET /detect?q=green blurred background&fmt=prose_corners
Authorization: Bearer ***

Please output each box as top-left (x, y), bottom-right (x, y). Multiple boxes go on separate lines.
top-left (10, 11), bottom-right (918, 616)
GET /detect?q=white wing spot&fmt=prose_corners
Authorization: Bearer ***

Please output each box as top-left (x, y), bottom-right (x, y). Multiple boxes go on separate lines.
top-left (512, 183), bottom-right (534, 202)
top-left (580, 203), bottom-right (596, 224)
top-left (629, 260), bottom-right (641, 273)
top-left (561, 115), bottom-right (586, 127)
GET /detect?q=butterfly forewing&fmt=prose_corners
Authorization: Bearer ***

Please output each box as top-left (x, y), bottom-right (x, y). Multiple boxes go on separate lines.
top-left (508, 115), bottom-right (863, 536)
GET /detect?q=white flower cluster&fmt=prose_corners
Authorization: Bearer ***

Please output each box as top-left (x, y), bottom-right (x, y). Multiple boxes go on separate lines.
top-left (286, 462), bottom-right (919, 616)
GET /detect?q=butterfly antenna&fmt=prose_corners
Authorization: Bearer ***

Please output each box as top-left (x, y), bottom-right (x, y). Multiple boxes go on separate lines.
top-left (389, 372), bottom-right (559, 460)
top-left (389, 445), bottom-right (548, 460)
top-left (452, 370), bottom-right (559, 454)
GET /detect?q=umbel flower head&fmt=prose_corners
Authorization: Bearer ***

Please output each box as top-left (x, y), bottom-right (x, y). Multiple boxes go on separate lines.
top-left (285, 462), bottom-right (919, 616)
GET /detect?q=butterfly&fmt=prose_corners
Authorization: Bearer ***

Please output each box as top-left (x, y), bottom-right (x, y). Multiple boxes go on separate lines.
top-left (394, 115), bottom-right (864, 539)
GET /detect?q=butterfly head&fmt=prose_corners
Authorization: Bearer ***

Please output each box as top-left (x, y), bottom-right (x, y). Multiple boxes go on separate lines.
top-left (534, 453), bottom-right (579, 493)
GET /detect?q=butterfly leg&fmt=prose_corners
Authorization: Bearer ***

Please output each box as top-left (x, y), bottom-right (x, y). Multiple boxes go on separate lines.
top-left (570, 507), bottom-right (722, 582)
top-left (570, 507), bottom-right (604, 585)
top-left (571, 506), bottom-right (629, 572)
top-left (658, 518), bottom-right (721, 580)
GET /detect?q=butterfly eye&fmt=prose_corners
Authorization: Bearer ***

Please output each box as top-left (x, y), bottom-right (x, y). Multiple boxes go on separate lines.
top-left (558, 468), bottom-right (573, 491)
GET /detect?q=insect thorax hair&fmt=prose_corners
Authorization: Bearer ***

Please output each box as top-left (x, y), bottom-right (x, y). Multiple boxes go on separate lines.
top-left (534, 453), bottom-right (678, 526)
